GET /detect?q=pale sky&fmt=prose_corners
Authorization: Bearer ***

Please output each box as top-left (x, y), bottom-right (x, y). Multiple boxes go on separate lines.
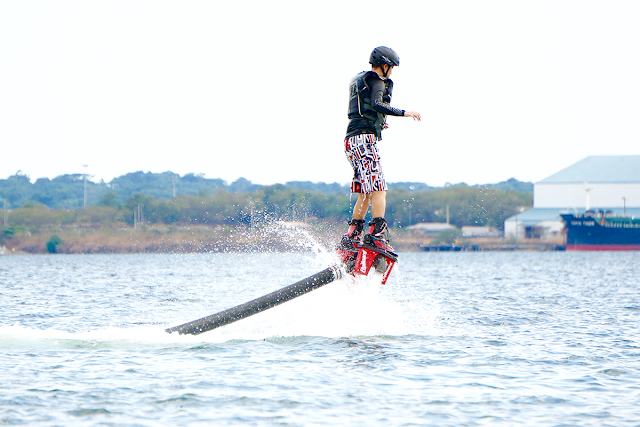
top-left (1, 1), bottom-right (639, 187)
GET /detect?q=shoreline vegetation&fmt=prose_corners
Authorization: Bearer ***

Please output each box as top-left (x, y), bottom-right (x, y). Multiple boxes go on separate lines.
top-left (1, 221), bottom-right (563, 255)
top-left (1, 173), bottom-right (543, 255)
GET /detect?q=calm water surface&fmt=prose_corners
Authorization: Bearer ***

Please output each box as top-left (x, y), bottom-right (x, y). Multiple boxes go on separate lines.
top-left (1, 250), bottom-right (639, 426)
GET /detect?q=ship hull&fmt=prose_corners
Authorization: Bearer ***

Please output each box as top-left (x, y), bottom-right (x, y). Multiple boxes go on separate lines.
top-left (561, 213), bottom-right (640, 251)
top-left (565, 243), bottom-right (640, 251)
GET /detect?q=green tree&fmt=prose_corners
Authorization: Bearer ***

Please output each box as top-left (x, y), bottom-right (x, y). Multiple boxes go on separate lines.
top-left (99, 191), bottom-right (120, 207)
top-left (46, 235), bottom-right (63, 253)
top-left (0, 173), bottom-right (33, 208)
top-left (0, 227), bottom-right (15, 246)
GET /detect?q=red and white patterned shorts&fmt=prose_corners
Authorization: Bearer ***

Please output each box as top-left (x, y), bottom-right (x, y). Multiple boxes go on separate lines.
top-left (344, 133), bottom-right (388, 194)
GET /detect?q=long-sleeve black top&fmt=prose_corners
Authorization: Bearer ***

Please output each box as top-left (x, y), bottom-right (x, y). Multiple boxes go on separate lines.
top-left (346, 72), bottom-right (405, 139)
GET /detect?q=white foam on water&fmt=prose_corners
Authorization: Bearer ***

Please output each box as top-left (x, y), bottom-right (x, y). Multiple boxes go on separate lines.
top-left (0, 273), bottom-right (441, 348)
top-left (0, 222), bottom-right (444, 347)
top-left (0, 324), bottom-right (171, 349)
top-left (237, 221), bottom-right (445, 338)
top-left (207, 277), bottom-right (413, 340)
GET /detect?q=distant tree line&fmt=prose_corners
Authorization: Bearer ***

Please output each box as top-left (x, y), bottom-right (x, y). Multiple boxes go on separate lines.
top-left (0, 170), bottom-right (533, 211)
top-left (1, 182), bottom-right (532, 235)
top-left (0, 171), bottom-right (261, 210)
top-left (386, 184), bottom-right (531, 229)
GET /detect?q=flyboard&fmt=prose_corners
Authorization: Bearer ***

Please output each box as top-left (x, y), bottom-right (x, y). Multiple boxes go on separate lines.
top-left (165, 241), bottom-right (397, 336)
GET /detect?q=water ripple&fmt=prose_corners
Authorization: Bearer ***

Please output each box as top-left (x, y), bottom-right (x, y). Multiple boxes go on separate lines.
top-left (1, 252), bottom-right (640, 425)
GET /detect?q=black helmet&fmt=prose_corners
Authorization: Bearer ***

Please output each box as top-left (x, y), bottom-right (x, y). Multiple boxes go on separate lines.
top-left (369, 46), bottom-right (400, 67)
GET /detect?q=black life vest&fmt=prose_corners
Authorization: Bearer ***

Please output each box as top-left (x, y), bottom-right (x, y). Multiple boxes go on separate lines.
top-left (347, 71), bottom-right (394, 139)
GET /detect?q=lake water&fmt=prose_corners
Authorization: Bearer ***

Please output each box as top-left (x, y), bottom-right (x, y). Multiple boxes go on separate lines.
top-left (1, 248), bottom-right (640, 426)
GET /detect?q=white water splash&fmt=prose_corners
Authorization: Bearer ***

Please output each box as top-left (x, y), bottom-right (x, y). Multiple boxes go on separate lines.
top-left (0, 274), bottom-right (440, 348)
top-left (0, 224), bottom-right (443, 347)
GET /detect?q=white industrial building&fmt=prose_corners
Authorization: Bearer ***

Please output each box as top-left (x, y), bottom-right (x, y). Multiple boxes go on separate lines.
top-left (406, 222), bottom-right (456, 236)
top-left (504, 156), bottom-right (640, 239)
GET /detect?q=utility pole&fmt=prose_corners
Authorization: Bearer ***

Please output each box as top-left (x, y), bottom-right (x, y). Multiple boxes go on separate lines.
top-left (83, 164), bottom-right (88, 208)
top-left (134, 204), bottom-right (143, 229)
top-left (172, 174), bottom-right (178, 198)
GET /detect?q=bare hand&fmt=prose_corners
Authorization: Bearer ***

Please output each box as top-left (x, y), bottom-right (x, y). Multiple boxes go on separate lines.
top-left (404, 111), bottom-right (421, 121)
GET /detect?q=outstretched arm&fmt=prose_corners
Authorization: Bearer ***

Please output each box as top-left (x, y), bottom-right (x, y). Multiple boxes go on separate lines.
top-left (369, 77), bottom-right (421, 121)
top-left (403, 111), bottom-right (421, 121)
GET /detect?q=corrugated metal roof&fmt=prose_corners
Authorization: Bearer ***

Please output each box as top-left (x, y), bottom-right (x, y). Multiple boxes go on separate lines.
top-left (538, 156), bottom-right (640, 183)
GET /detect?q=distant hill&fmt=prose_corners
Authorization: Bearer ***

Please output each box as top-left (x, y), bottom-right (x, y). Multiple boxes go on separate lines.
top-left (285, 179), bottom-right (533, 194)
top-left (387, 182), bottom-right (437, 192)
top-left (483, 177), bottom-right (534, 193)
top-left (283, 181), bottom-right (349, 194)
top-left (0, 171), bottom-right (533, 210)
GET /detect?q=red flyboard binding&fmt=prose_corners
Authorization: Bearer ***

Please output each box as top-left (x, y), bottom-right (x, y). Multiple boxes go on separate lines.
top-left (353, 235), bottom-right (398, 285)
top-left (336, 236), bottom-right (359, 275)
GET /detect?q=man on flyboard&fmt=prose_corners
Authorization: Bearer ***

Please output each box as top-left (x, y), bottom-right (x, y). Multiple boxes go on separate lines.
top-left (337, 46), bottom-right (421, 280)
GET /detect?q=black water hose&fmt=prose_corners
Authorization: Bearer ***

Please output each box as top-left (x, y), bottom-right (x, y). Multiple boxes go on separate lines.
top-left (166, 265), bottom-right (342, 335)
